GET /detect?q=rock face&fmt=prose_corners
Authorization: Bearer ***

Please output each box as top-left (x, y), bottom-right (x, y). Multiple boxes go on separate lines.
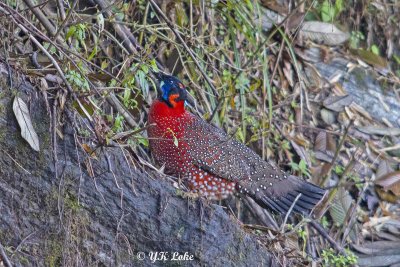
top-left (315, 56), bottom-right (400, 127)
top-left (0, 66), bottom-right (276, 266)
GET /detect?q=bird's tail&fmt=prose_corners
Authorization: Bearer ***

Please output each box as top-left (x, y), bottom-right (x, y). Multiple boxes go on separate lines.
top-left (245, 176), bottom-right (326, 216)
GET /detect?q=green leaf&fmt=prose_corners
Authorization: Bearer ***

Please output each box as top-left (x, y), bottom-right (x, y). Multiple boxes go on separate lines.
top-left (66, 25), bottom-right (76, 40)
top-left (335, 0), bottom-right (344, 14)
top-left (112, 115), bottom-right (124, 132)
top-left (123, 88), bottom-right (131, 107)
top-left (394, 54), bottom-right (400, 64)
top-left (136, 70), bottom-right (149, 98)
top-left (289, 161), bottom-right (299, 171)
top-left (88, 44), bottom-right (98, 61)
top-left (135, 135), bottom-right (149, 147)
top-left (371, 44), bottom-right (380, 55)
top-left (149, 59), bottom-right (159, 72)
top-left (299, 159), bottom-right (307, 173)
top-left (141, 64), bottom-right (149, 74)
top-left (321, 0), bottom-right (335, 22)
top-left (235, 127), bottom-right (245, 143)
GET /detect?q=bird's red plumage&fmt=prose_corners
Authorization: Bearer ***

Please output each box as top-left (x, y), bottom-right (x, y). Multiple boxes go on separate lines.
top-left (148, 100), bottom-right (236, 199)
top-left (148, 84), bottom-right (326, 215)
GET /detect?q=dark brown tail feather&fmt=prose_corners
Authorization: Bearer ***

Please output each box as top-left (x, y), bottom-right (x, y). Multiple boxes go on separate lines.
top-left (255, 177), bottom-right (326, 216)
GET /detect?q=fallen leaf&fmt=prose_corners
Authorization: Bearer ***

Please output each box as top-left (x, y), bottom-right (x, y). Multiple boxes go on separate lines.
top-left (13, 97), bottom-right (40, 151)
top-left (299, 21), bottom-right (350, 46)
top-left (323, 95), bottom-right (353, 112)
top-left (320, 108), bottom-right (336, 124)
top-left (375, 171), bottom-right (400, 202)
top-left (376, 160), bottom-right (395, 179)
top-left (350, 48), bottom-right (389, 70)
top-left (357, 126), bottom-right (400, 136)
top-left (329, 187), bottom-right (354, 226)
top-left (315, 131), bottom-right (336, 153)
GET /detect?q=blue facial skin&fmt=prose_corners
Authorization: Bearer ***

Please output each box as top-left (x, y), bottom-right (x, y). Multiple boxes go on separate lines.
top-left (160, 80), bottom-right (170, 102)
top-left (159, 76), bottom-right (185, 102)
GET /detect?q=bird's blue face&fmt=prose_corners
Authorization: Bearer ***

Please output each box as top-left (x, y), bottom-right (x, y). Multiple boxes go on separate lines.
top-left (157, 74), bottom-right (187, 108)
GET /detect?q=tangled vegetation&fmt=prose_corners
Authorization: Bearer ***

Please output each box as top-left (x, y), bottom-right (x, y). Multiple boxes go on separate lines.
top-left (1, 0), bottom-right (400, 266)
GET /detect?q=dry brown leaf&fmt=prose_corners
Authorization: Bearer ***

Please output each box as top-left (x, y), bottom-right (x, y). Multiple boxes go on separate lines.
top-left (13, 97), bottom-right (40, 151)
top-left (282, 59), bottom-right (294, 87)
top-left (286, 12), bottom-right (305, 31)
top-left (315, 131), bottom-right (336, 153)
top-left (357, 126), bottom-right (400, 136)
top-left (375, 171), bottom-right (400, 197)
top-left (299, 21), bottom-right (350, 45)
top-left (376, 160), bottom-right (395, 179)
top-left (323, 95), bottom-right (353, 112)
top-left (303, 63), bottom-right (323, 90)
top-left (349, 102), bottom-right (373, 121)
top-left (290, 140), bottom-right (311, 166)
top-left (81, 143), bottom-right (98, 159)
top-left (295, 47), bottom-right (328, 63)
top-left (329, 187), bottom-right (354, 226)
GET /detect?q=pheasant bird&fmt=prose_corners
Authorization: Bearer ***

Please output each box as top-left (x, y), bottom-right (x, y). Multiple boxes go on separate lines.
top-left (148, 73), bottom-right (326, 215)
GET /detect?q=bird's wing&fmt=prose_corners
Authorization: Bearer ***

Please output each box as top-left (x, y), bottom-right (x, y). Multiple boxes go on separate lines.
top-left (184, 116), bottom-right (252, 182)
top-left (184, 115), bottom-right (283, 181)
top-left (185, 115), bottom-right (326, 215)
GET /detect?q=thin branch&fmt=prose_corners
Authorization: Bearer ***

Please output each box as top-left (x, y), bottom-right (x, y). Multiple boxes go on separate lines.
top-left (8, 13), bottom-right (93, 122)
top-left (280, 193), bottom-right (302, 231)
top-left (244, 197), bottom-right (279, 230)
top-left (149, 0), bottom-right (219, 98)
top-left (321, 119), bottom-right (355, 186)
top-left (105, 94), bottom-right (138, 128)
top-left (0, 241), bottom-right (12, 267)
top-left (52, 0), bottom-right (78, 42)
top-left (94, 0), bottom-right (139, 54)
top-left (309, 220), bottom-right (345, 254)
top-left (22, 0), bottom-right (57, 36)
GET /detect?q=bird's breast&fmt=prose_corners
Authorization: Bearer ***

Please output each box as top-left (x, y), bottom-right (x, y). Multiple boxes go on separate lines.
top-left (148, 108), bottom-right (194, 174)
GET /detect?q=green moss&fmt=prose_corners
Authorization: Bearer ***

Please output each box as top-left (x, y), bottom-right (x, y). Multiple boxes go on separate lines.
top-left (19, 255), bottom-right (30, 265)
top-left (0, 128), bottom-right (6, 143)
top-left (64, 192), bottom-right (83, 212)
top-left (45, 239), bottom-right (63, 267)
top-left (43, 185), bottom-right (91, 266)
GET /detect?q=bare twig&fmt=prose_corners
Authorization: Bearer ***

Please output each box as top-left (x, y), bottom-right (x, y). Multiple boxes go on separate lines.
top-left (22, 0), bottom-right (57, 36)
top-left (341, 182), bottom-right (368, 246)
top-left (149, 0), bottom-right (219, 98)
top-left (53, 0), bottom-right (78, 42)
top-left (0, 148), bottom-right (32, 174)
top-left (2, 41), bottom-right (13, 88)
top-left (105, 94), bottom-right (138, 128)
top-left (30, 51), bottom-right (42, 69)
top-left (321, 119), bottom-right (355, 186)
top-left (280, 193), bottom-right (302, 231)
top-left (56, 0), bottom-right (66, 20)
top-left (0, 241), bottom-right (12, 267)
top-left (243, 197), bottom-right (279, 230)
top-left (309, 220), bottom-right (345, 254)
top-left (94, 0), bottom-right (139, 54)
top-left (8, 15), bottom-right (93, 122)
top-left (110, 124), bottom-right (155, 141)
